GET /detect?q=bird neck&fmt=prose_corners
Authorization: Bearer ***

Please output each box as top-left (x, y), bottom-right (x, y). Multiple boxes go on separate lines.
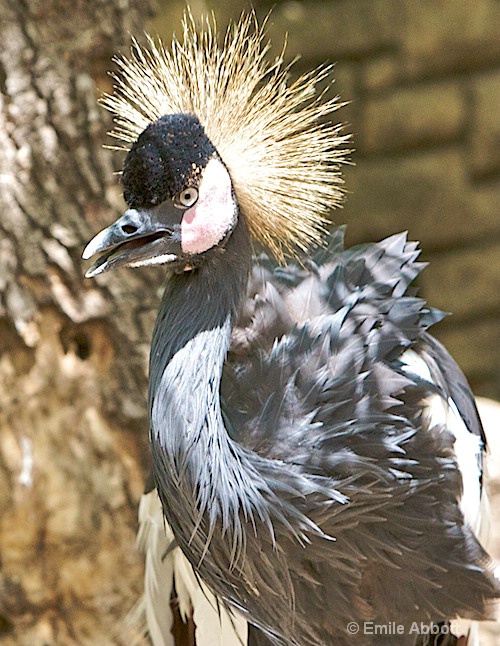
top-left (149, 215), bottom-right (251, 383)
top-left (148, 216), bottom-right (252, 519)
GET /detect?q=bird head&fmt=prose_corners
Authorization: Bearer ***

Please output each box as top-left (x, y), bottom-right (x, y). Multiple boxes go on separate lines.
top-left (83, 113), bottom-right (237, 275)
top-left (83, 12), bottom-right (349, 277)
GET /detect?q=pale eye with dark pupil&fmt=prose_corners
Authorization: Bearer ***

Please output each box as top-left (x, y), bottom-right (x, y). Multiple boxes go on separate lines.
top-left (175, 187), bottom-right (198, 208)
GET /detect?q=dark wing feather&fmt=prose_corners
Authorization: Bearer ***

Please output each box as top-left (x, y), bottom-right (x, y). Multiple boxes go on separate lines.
top-left (415, 333), bottom-right (486, 444)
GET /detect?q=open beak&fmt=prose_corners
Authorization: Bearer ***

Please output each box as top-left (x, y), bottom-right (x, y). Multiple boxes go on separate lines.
top-left (83, 205), bottom-right (182, 278)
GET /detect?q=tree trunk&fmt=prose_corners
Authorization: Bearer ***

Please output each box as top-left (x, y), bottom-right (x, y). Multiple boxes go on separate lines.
top-left (0, 1), bottom-right (161, 643)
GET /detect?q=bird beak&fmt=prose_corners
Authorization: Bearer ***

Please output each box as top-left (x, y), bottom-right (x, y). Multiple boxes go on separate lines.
top-left (82, 205), bottom-right (182, 278)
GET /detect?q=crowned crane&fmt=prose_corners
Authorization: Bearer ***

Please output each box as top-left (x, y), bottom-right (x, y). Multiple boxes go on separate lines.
top-left (83, 13), bottom-right (499, 646)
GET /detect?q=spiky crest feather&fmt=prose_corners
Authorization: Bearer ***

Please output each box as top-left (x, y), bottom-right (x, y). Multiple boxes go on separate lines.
top-left (101, 11), bottom-right (349, 260)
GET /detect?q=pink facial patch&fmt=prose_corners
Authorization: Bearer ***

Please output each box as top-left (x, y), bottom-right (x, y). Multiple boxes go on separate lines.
top-left (181, 158), bottom-right (236, 255)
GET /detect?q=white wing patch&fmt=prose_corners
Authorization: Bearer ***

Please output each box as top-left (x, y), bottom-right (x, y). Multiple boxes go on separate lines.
top-left (399, 350), bottom-right (484, 540)
top-left (426, 394), bottom-right (483, 536)
top-left (137, 490), bottom-right (248, 646)
top-left (399, 357), bottom-right (500, 646)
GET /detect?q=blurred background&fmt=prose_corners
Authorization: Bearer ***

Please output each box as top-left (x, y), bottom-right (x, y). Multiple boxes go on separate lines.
top-left (0, 0), bottom-right (499, 643)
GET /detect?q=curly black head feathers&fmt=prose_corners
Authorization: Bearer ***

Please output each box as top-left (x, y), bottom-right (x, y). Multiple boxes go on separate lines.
top-left (123, 113), bottom-right (216, 208)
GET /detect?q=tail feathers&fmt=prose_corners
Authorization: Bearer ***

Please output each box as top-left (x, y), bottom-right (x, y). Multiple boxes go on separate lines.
top-left (137, 489), bottom-right (248, 646)
top-left (477, 397), bottom-right (500, 558)
top-left (137, 490), bottom-right (176, 646)
top-left (174, 553), bottom-right (248, 646)
top-left (451, 620), bottom-right (475, 645)
top-left (464, 623), bottom-right (479, 646)
top-left (476, 397), bottom-right (500, 623)
top-left (412, 622), bottom-right (471, 645)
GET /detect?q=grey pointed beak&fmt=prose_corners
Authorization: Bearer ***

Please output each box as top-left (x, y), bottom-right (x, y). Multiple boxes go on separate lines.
top-left (83, 206), bottom-right (182, 278)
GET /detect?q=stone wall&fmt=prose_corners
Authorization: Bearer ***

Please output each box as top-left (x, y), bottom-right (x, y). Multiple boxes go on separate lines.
top-left (150, 0), bottom-right (500, 399)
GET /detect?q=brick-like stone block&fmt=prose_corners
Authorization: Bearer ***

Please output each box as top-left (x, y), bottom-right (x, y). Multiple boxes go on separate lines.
top-left (470, 183), bottom-right (500, 237)
top-left (266, 0), bottom-right (401, 61)
top-left (332, 62), bottom-right (357, 105)
top-left (470, 71), bottom-right (500, 178)
top-left (331, 62), bottom-right (358, 133)
top-left (362, 81), bottom-right (464, 153)
top-left (340, 149), bottom-right (500, 248)
top-left (401, 0), bottom-right (500, 77)
top-left (362, 55), bottom-right (400, 93)
top-left (418, 241), bottom-right (500, 318)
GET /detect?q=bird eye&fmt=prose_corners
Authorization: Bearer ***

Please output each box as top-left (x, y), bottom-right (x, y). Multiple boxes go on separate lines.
top-left (175, 187), bottom-right (199, 209)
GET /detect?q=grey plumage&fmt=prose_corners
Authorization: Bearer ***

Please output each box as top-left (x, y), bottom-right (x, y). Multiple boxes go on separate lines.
top-left (147, 225), bottom-right (498, 645)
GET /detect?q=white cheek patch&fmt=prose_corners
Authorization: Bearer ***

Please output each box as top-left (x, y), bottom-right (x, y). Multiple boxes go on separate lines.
top-left (181, 158), bottom-right (237, 255)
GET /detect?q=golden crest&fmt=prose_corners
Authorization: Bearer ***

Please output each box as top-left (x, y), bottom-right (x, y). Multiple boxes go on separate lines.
top-left (101, 11), bottom-right (350, 260)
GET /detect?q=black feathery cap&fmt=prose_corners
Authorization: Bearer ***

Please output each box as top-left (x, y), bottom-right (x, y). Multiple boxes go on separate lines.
top-left (122, 113), bottom-right (217, 208)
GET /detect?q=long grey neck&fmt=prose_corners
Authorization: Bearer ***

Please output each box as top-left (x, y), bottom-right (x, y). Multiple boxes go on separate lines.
top-left (149, 216), bottom-right (251, 400)
top-left (148, 217), bottom-right (252, 533)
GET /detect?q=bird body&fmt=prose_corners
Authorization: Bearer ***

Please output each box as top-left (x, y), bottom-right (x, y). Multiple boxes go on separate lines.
top-left (83, 12), bottom-right (499, 646)
top-left (144, 223), bottom-right (497, 646)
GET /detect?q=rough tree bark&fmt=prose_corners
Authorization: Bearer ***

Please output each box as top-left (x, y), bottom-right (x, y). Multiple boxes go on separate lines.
top-left (0, 1), bottom-right (164, 644)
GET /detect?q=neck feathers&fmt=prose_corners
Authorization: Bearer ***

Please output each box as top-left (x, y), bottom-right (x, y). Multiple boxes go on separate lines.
top-left (148, 217), bottom-right (253, 554)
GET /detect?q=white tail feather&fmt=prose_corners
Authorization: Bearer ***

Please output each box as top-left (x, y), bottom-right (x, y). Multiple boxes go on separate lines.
top-left (137, 491), bottom-right (176, 646)
top-left (137, 489), bottom-right (248, 646)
